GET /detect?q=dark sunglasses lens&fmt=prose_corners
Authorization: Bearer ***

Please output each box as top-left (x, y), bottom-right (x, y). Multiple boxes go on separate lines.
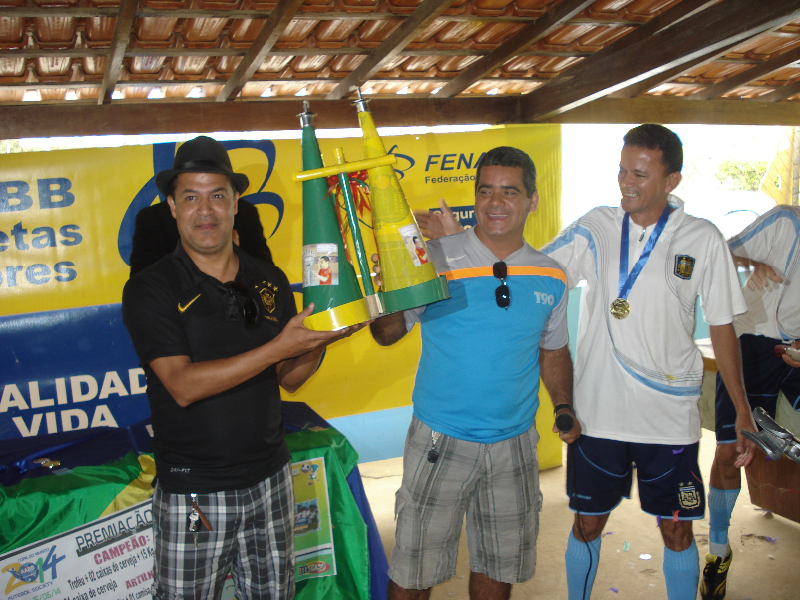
top-left (493, 261), bottom-right (507, 279)
top-left (243, 299), bottom-right (259, 329)
top-left (495, 284), bottom-right (510, 308)
top-left (225, 282), bottom-right (259, 328)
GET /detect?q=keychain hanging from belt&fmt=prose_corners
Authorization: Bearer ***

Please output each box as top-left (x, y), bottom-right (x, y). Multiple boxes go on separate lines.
top-left (187, 493), bottom-right (213, 547)
top-left (428, 431), bottom-right (441, 472)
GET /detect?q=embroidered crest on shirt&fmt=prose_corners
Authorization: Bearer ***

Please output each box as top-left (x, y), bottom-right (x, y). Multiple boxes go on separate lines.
top-left (259, 281), bottom-right (278, 321)
top-left (678, 481), bottom-right (701, 509)
top-left (674, 255), bottom-right (695, 280)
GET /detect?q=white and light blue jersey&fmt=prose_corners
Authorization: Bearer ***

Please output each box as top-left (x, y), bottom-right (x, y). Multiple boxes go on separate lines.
top-left (728, 204), bottom-right (800, 341)
top-left (542, 196), bottom-right (745, 444)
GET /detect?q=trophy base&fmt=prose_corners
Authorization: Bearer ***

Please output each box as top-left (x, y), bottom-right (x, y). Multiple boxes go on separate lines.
top-left (380, 275), bottom-right (450, 314)
top-left (304, 297), bottom-right (371, 331)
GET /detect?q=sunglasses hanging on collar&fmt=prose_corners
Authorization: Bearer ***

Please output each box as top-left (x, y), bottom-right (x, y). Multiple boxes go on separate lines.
top-left (223, 281), bottom-right (260, 329)
top-left (493, 261), bottom-right (510, 309)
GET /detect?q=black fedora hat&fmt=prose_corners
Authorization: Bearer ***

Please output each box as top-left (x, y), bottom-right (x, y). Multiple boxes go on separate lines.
top-left (155, 136), bottom-right (250, 197)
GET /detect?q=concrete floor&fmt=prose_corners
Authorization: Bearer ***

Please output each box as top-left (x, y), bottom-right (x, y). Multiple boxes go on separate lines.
top-left (359, 429), bottom-right (800, 600)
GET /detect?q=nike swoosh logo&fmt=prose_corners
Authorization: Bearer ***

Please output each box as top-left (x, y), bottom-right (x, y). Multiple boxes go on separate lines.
top-left (178, 294), bottom-right (201, 313)
top-left (445, 255), bottom-right (466, 261)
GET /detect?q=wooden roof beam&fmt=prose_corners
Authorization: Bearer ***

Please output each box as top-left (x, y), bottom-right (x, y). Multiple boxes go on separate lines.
top-left (325, 0), bottom-right (457, 101)
top-left (690, 43), bottom-right (800, 100)
top-left (753, 79), bottom-right (800, 103)
top-left (520, 0), bottom-right (800, 121)
top-left (97, 0), bottom-right (138, 105)
top-left (1, 6), bottom-right (627, 24)
top-left (0, 47), bottom-right (592, 60)
top-left (216, 0), bottom-right (306, 102)
top-left (531, 0), bottom-right (718, 103)
top-left (609, 40), bottom-right (741, 99)
top-left (436, 0), bottom-right (595, 99)
top-left (577, 0), bottom-right (718, 66)
top-left (0, 96), bottom-right (521, 139)
top-left (611, 19), bottom-right (796, 100)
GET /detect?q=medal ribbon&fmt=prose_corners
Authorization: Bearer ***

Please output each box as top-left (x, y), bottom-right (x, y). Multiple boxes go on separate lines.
top-left (618, 204), bottom-right (671, 300)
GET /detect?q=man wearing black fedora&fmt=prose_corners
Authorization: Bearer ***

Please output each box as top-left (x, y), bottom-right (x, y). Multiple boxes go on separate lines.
top-left (129, 136), bottom-right (272, 276)
top-left (122, 135), bottom-right (361, 599)
top-left (129, 196), bottom-right (272, 276)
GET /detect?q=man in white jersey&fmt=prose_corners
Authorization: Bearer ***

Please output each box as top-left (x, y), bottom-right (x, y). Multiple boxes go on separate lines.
top-left (702, 204), bottom-right (800, 600)
top-left (542, 123), bottom-right (758, 600)
top-left (421, 125), bottom-right (757, 600)
top-left (371, 146), bottom-right (579, 600)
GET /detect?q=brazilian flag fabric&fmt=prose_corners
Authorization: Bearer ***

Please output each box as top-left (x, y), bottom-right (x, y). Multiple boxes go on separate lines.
top-left (0, 402), bottom-right (381, 600)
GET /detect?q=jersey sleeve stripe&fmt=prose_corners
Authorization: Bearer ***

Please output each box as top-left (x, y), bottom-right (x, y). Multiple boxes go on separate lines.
top-left (440, 266), bottom-right (567, 283)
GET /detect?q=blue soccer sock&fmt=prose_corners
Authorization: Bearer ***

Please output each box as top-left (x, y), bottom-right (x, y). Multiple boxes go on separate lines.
top-left (663, 539), bottom-right (699, 600)
top-left (565, 529), bottom-right (601, 600)
top-left (707, 486), bottom-right (739, 557)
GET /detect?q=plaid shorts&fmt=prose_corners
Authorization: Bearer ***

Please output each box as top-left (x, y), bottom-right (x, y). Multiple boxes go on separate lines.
top-left (390, 416), bottom-right (542, 589)
top-left (151, 463), bottom-right (295, 600)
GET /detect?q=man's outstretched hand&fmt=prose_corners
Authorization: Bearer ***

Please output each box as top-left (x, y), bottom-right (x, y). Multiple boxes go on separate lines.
top-left (414, 198), bottom-right (464, 240)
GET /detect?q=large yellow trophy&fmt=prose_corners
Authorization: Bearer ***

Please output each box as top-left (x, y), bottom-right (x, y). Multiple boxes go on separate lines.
top-left (293, 96), bottom-right (449, 330)
top-left (354, 92), bottom-right (450, 314)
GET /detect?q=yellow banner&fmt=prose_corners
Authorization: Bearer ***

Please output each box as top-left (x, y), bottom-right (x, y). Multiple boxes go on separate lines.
top-left (1, 145), bottom-right (152, 314)
top-left (0, 124), bottom-right (561, 424)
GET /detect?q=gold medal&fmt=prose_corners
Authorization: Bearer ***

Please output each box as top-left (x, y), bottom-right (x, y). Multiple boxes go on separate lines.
top-left (610, 298), bottom-right (630, 319)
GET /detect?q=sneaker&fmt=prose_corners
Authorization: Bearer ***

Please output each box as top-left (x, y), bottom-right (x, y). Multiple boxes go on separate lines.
top-left (700, 549), bottom-right (732, 600)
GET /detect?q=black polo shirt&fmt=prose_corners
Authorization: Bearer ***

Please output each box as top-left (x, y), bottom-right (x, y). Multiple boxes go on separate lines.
top-left (122, 243), bottom-right (295, 493)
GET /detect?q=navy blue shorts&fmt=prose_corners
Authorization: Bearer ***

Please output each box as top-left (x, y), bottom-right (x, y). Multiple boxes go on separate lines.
top-left (715, 334), bottom-right (800, 443)
top-left (566, 435), bottom-right (705, 520)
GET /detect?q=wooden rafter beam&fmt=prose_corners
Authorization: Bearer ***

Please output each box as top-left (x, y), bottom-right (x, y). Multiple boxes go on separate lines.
top-left (550, 95), bottom-right (800, 126)
top-left (6, 3), bottom-right (795, 32)
top-left (325, 0), bottom-right (457, 101)
top-left (0, 47), bottom-right (593, 61)
top-left (551, 0), bottom-right (717, 83)
top-left (7, 95), bottom-right (800, 140)
top-left (0, 6), bottom-right (569, 24)
top-left (1, 7), bottom-right (120, 17)
top-left (0, 96), bottom-right (521, 139)
top-left (97, 0), bottom-right (138, 105)
top-left (520, 0), bottom-right (800, 121)
top-left (609, 40), bottom-right (741, 99)
top-left (0, 48), bottom-right (109, 58)
top-left (436, 0), bottom-right (595, 99)
top-left (0, 74), bottom-right (549, 93)
top-left (215, 0), bottom-right (306, 102)
top-left (610, 18), bottom-right (796, 100)
top-left (690, 43), bottom-right (800, 100)
top-left (567, 17), bottom-right (641, 27)
top-left (753, 79), bottom-right (800, 103)
top-left (535, 0), bottom-right (718, 102)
